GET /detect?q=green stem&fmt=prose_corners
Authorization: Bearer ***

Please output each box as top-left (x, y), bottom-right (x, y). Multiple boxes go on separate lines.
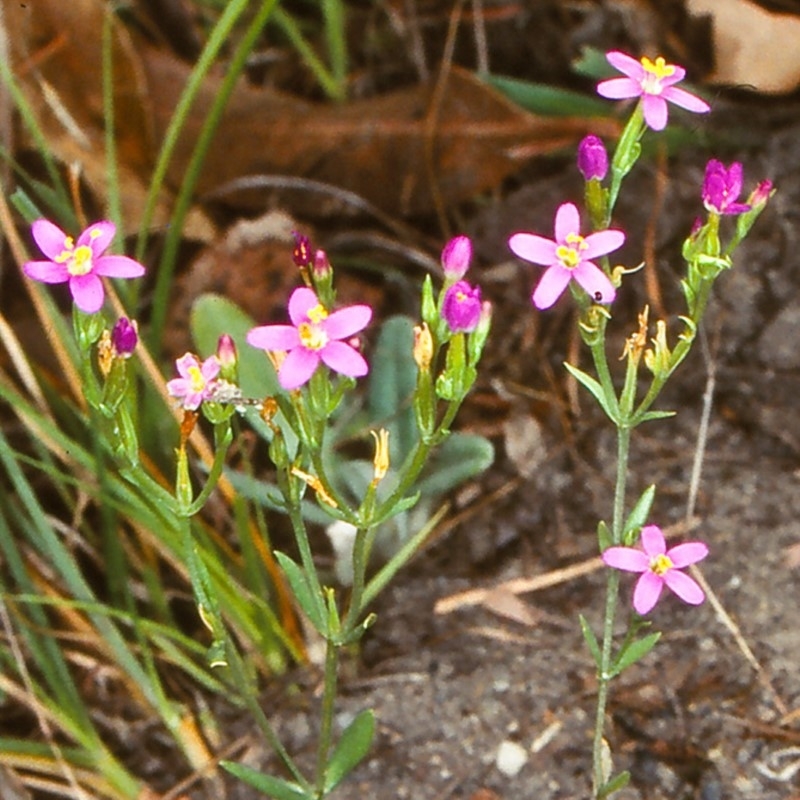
top-left (287, 503), bottom-right (327, 625)
top-left (592, 425), bottom-right (630, 796)
top-left (314, 634), bottom-right (341, 796)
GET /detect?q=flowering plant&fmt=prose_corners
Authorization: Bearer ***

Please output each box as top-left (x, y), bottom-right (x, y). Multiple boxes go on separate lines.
top-left (508, 50), bottom-right (772, 798)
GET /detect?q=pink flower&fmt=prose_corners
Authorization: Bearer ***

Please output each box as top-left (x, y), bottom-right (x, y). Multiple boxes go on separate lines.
top-left (246, 287), bottom-right (372, 390)
top-left (597, 52), bottom-right (710, 131)
top-left (22, 220), bottom-right (145, 314)
top-left (508, 202), bottom-right (624, 309)
top-left (602, 525), bottom-right (709, 615)
top-left (702, 160), bottom-right (751, 215)
top-left (442, 280), bottom-right (482, 332)
top-left (167, 353), bottom-right (221, 410)
top-left (441, 235), bottom-right (472, 280)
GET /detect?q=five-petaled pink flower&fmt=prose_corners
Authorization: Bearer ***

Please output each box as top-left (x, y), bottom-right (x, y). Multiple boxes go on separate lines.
top-left (23, 220), bottom-right (145, 314)
top-left (702, 160), bottom-right (751, 215)
top-left (246, 287), bottom-right (372, 390)
top-left (602, 525), bottom-right (709, 615)
top-left (167, 353), bottom-right (221, 410)
top-left (597, 52), bottom-right (710, 131)
top-left (508, 202), bottom-right (625, 310)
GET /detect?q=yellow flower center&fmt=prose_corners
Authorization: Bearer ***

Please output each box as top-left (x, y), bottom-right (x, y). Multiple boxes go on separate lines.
top-left (67, 244), bottom-right (94, 276)
top-left (650, 554), bottom-right (673, 576)
top-left (640, 56), bottom-right (675, 95)
top-left (306, 303), bottom-right (328, 324)
top-left (298, 322), bottom-right (328, 351)
top-left (556, 232), bottom-right (588, 270)
top-left (188, 365), bottom-right (207, 393)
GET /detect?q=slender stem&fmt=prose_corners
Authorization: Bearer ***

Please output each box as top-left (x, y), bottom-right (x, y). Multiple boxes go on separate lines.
top-left (287, 504), bottom-right (327, 624)
top-left (592, 424), bottom-right (630, 796)
top-left (314, 634), bottom-right (341, 796)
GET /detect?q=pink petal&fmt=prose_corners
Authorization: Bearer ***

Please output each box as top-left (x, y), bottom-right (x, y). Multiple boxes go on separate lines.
top-left (93, 254), bottom-right (145, 278)
top-left (320, 340), bottom-right (369, 378)
top-left (661, 86), bottom-right (710, 114)
top-left (22, 259), bottom-right (69, 284)
top-left (532, 265), bottom-right (572, 310)
top-left (642, 95), bottom-right (668, 131)
top-left (508, 233), bottom-right (558, 266)
top-left (31, 219), bottom-right (71, 260)
top-left (287, 287), bottom-right (321, 326)
top-left (166, 377), bottom-right (190, 398)
top-left (605, 51), bottom-right (645, 79)
top-left (200, 356), bottom-right (221, 381)
top-left (596, 77), bottom-right (642, 100)
top-left (175, 353), bottom-right (200, 378)
top-left (659, 65), bottom-right (687, 87)
top-left (633, 571), bottom-right (664, 615)
top-left (69, 273), bottom-right (105, 313)
top-left (663, 569), bottom-right (705, 605)
top-left (582, 229), bottom-right (625, 260)
top-left (323, 305), bottom-right (372, 340)
top-left (554, 203), bottom-right (581, 244)
top-left (602, 546), bottom-right (649, 573)
top-left (640, 525), bottom-right (667, 557)
top-left (77, 220), bottom-right (116, 256)
top-left (246, 325), bottom-right (301, 352)
top-left (572, 261), bottom-right (616, 305)
top-left (666, 541), bottom-right (709, 568)
top-left (279, 347), bottom-right (319, 389)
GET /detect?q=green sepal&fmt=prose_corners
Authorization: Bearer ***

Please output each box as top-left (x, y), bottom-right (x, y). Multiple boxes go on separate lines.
top-left (622, 485), bottom-right (655, 546)
top-left (73, 306), bottom-right (106, 353)
top-left (597, 770), bottom-right (631, 798)
top-left (324, 709), bottom-right (375, 792)
top-left (596, 520), bottom-right (612, 551)
top-left (610, 631), bottom-right (661, 677)
top-left (563, 363), bottom-right (619, 423)
top-left (273, 551), bottom-right (327, 636)
top-left (420, 274), bottom-right (437, 328)
top-left (220, 762), bottom-right (308, 800)
top-left (579, 613), bottom-right (602, 670)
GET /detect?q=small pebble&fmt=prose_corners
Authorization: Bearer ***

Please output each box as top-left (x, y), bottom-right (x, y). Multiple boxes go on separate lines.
top-left (495, 740), bottom-right (528, 777)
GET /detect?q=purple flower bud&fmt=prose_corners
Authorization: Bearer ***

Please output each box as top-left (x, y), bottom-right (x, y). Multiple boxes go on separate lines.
top-left (748, 179), bottom-right (773, 209)
top-left (313, 249), bottom-right (331, 278)
top-left (111, 317), bottom-right (138, 357)
top-left (442, 280), bottom-right (482, 333)
top-left (702, 160), bottom-right (751, 215)
top-left (577, 134), bottom-right (608, 181)
top-left (441, 235), bottom-right (472, 279)
top-left (216, 334), bottom-right (237, 368)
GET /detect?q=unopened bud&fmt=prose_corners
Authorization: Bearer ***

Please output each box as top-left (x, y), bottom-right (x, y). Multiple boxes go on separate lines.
top-left (111, 317), bottom-right (138, 357)
top-left (748, 179), bottom-right (773, 209)
top-left (313, 249), bottom-right (331, 279)
top-left (441, 235), bottom-right (472, 280)
top-left (216, 333), bottom-right (238, 383)
top-left (577, 134), bottom-right (608, 181)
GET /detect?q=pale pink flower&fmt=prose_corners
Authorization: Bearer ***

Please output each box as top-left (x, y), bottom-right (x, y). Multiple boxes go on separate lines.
top-left (597, 52), bottom-right (710, 131)
top-left (167, 353), bottom-right (221, 410)
top-left (23, 220), bottom-right (145, 314)
top-left (508, 202), bottom-right (624, 309)
top-left (246, 287), bottom-right (372, 390)
top-left (602, 525), bottom-right (708, 615)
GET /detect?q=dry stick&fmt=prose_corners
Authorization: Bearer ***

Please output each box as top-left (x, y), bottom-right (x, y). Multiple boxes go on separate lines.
top-left (685, 330), bottom-right (788, 716)
top-left (434, 518), bottom-right (698, 615)
top-left (471, 0), bottom-right (489, 75)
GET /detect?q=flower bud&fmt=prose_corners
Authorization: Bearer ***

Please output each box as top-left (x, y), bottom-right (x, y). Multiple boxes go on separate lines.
top-left (442, 280), bottom-right (482, 333)
top-left (441, 235), bottom-right (472, 280)
top-left (216, 333), bottom-right (238, 383)
top-left (313, 249), bottom-right (331, 279)
top-left (748, 179), bottom-right (773, 209)
top-left (577, 134), bottom-right (608, 181)
top-left (111, 317), bottom-right (138, 357)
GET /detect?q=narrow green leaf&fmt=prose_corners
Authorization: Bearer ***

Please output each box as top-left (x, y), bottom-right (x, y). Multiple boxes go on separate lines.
top-left (579, 614), bottom-right (602, 670)
top-left (563, 363), bottom-right (619, 422)
top-left (324, 709), bottom-right (375, 792)
top-left (221, 761), bottom-right (309, 799)
top-left (598, 769), bottom-right (631, 798)
top-left (634, 409), bottom-right (676, 424)
top-left (610, 632), bottom-right (661, 677)
top-left (482, 73), bottom-right (611, 117)
top-left (622, 485), bottom-right (656, 545)
top-left (273, 552), bottom-right (327, 636)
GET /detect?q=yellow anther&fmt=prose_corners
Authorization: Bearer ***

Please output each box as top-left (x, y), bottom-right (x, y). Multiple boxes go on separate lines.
top-left (650, 554), bottom-right (673, 575)
top-left (298, 321), bottom-right (328, 351)
top-left (306, 303), bottom-right (328, 324)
